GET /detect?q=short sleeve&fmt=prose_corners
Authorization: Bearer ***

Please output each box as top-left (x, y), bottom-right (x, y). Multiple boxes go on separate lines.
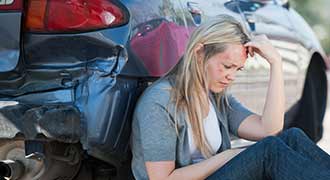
top-left (135, 102), bottom-right (177, 162)
top-left (227, 95), bottom-right (254, 136)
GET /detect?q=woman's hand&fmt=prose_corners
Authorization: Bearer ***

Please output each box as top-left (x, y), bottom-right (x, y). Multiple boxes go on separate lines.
top-left (244, 35), bottom-right (282, 65)
top-left (145, 148), bottom-right (246, 180)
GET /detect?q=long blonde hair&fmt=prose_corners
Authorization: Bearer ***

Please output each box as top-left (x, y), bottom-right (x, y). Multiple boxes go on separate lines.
top-left (167, 15), bottom-right (250, 158)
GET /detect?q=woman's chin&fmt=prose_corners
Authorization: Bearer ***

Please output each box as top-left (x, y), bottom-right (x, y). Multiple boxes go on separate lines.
top-left (210, 87), bottom-right (225, 93)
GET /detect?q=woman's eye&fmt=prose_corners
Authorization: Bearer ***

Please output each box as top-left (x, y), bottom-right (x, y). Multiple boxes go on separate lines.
top-left (238, 67), bottom-right (244, 71)
top-left (223, 64), bottom-right (231, 69)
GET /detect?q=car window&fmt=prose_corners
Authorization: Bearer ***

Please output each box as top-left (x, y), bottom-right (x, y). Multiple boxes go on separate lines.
top-left (123, 0), bottom-right (187, 38)
top-left (180, 0), bottom-right (234, 27)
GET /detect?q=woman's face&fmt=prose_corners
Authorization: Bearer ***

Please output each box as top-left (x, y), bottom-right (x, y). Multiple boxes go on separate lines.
top-left (205, 43), bottom-right (248, 93)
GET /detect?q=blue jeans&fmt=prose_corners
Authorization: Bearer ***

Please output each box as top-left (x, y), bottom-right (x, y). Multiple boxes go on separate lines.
top-left (207, 128), bottom-right (330, 180)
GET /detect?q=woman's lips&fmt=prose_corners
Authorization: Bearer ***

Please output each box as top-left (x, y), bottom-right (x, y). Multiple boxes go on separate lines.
top-left (218, 82), bottom-right (229, 86)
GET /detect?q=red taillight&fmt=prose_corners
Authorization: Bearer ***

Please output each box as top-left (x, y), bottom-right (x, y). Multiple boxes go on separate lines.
top-left (25, 0), bottom-right (128, 33)
top-left (0, 0), bottom-right (23, 10)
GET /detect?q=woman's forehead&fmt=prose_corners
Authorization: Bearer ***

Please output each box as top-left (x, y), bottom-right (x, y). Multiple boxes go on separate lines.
top-left (214, 44), bottom-right (247, 65)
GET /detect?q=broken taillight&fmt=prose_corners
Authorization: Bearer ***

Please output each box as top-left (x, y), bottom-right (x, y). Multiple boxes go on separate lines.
top-left (0, 0), bottom-right (23, 10)
top-left (25, 0), bottom-right (129, 33)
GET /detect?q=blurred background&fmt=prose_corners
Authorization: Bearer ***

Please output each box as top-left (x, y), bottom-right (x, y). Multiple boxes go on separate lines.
top-left (291, 0), bottom-right (330, 56)
top-left (295, 0), bottom-right (330, 152)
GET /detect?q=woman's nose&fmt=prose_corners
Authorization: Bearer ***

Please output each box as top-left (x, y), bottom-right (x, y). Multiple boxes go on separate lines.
top-left (226, 73), bottom-right (236, 81)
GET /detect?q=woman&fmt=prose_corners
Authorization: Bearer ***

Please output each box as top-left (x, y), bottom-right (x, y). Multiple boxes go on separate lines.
top-left (130, 15), bottom-right (330, 180)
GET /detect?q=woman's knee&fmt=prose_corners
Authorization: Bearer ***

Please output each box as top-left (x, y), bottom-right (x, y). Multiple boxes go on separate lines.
top-left (282, 127), bottom-right (307, 139)
top-left (259, 136), bottom-right (283, 150)
top-left (258, 136), bottom-right (285, 158)
top-left (260, 136), bottom-right (297, 165)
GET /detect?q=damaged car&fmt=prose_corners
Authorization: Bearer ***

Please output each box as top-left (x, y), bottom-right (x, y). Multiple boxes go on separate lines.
top-left (0, 0), bottom-right (328, 179)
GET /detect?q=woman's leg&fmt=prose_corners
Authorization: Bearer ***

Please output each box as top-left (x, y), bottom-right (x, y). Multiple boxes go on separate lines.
top-left (278, 127), bottom-right (330, 169)
top-left (207, 136), bottom-right (330, 180)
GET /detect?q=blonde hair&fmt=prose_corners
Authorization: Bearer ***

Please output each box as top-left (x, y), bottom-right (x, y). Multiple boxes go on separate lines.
top-left (167, 15), bottom-right (250, 158)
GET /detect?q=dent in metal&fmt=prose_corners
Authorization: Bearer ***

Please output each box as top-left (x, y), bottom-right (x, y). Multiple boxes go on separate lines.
top-left (0, 104), bottom-right (81, 143)
top-left (0, 13), bottom-right (21, 72)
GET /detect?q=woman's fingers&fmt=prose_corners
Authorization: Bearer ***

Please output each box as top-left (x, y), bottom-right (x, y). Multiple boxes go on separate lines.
top-left (244, 34), bottom-right (282, 64)
top-left (249, 47), bottom-right (254, 57)
top-left (244, 41), bottom-right (258, 48)
top-left (244, 42), bottom-right (259, 57)
top-left (247, 46), bottom-right (254, 57)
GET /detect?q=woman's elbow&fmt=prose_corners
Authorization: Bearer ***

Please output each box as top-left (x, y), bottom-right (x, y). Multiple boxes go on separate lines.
top-left (266, 126), bottom-right (283, 136)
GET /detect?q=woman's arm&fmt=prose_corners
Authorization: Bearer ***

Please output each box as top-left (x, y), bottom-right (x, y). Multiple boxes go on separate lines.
top-left (145, 148), bottom-right (244, 180)
top-left (237, 35), bottom-right (285, 140)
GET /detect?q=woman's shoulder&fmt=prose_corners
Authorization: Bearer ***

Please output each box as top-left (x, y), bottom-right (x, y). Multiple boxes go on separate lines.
top-left (133, 78), bottom-right (176, 126)
top-left (136, 78), bottom-right (173, 109)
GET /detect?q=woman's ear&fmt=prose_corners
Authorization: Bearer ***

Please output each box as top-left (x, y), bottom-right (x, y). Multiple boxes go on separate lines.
top-left (193, 43), bottom-right (205, 63)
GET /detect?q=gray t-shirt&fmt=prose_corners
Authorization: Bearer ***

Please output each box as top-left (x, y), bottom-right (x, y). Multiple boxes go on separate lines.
top-left (130, 78), bottom-right (254, 180)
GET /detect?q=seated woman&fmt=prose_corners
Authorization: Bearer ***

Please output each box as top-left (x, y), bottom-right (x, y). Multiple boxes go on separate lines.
top-left (130, 15), bottom-right (330, 180)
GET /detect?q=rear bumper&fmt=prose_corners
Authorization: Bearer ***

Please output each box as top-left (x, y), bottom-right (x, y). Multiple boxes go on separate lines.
top-left (0, 103), bottom-right (81, 143)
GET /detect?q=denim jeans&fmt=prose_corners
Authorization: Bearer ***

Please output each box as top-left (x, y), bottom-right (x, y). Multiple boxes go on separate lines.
top-left (207, 128), bottom-right (330, 180)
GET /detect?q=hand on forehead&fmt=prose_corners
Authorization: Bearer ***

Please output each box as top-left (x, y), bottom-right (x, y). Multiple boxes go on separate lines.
top-left (222, 44), bottom-right (248, 66)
